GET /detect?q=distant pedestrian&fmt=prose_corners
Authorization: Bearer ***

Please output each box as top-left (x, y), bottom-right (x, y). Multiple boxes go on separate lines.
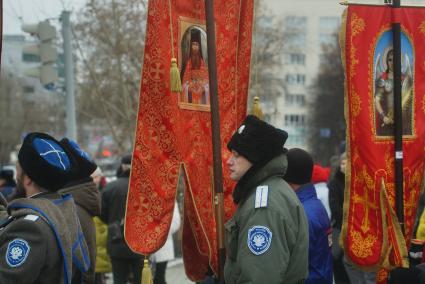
top-left (0, 132), bottom-right (90, 283)
top-left (152, 201), bottom-right (181, 284)
top-left (224, 115), bottom-right (309, 283)
top-left (328, 152), bottom-right (350, 284)
top-left (284, 148), bottom-right (333, 284)
top-left (0, 169), bottom-right (16, 201)
top-left (91, 167), bottom-right (112, 284)
top-left (101, 155), bottom-right (143, 284)
top-left (312, 164), bottom-right (331, 219)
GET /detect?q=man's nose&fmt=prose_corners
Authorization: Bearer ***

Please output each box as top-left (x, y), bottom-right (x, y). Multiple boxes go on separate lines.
top-left (226, 156), bottom-right (233, 166)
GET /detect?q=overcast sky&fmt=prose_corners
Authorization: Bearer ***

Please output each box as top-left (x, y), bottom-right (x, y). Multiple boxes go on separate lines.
top-left (3, 0), bottom-right (87, 35)
top-left (5, 0), bottom-right (425, 35)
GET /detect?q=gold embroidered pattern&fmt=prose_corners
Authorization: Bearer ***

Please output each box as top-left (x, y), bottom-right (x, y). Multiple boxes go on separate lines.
top-left (351, 87), bottom-right (362, 117)
top-left (351, 230), bottom-right (377, 258)
top-left (349, 13), bottom-right (365, 79)
top-left (419, 21), bottom-right (425, 35)
top-left (354, 166), bottom-right (377, 233)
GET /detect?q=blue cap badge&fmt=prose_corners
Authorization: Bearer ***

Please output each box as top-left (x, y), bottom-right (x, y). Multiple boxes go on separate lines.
top-left (247, 225), bottom-right (272, 255)
top-left (32, 138), bottom-right (70, 171)
top-left (6, 239), bottom-right (31, 267)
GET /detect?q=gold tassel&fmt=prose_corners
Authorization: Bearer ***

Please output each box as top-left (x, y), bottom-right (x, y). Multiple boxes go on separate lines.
top-left (141, 257), bottom-right (153, 284)
top-left (170, 58), bottom-right (182, 93)
top-left (251, 96), bottom-right (264, 120)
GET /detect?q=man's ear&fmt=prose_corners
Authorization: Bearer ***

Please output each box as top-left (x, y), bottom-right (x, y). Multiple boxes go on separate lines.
top-left (23, 174), bottom-right (33, 187)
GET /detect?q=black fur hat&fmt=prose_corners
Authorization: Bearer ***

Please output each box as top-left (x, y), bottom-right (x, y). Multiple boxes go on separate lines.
top-left (60, 138), bottom-right (97, 181)
top-left (18, 132), bottom-right (72, 191)
top-left (284, 148), bottom-right (314, 185)
top-left (227, 115), bottom-right (288, 165)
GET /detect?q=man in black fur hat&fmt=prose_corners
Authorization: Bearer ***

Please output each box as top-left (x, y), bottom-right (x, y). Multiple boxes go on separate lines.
top-left (224, 115), bottom-right (309, 283)
top-left (0, 132), bottom-right (90, 283)
top-left (59, 138), bottom-right (101, 284)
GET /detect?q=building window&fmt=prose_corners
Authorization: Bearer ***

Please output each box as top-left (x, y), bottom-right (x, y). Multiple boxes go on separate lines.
top-left (285, 74), bottom-right (306, 85)
top-left (286, 53), bottom-right (306, 65)
top-left (285, 16), bottom-right (307, 30)
top-left (319, 17), bottom-right (340, 33)
top-left (285, 94), bottom-right (306, 106)
top-left (284, 114), bottom-right (306, 126)
top-left (285, 33), bottom-right (306, 50)
top-left (296, 94), bottom-right (306, 106)
top-left (319, 33), bottom-right (337, 46)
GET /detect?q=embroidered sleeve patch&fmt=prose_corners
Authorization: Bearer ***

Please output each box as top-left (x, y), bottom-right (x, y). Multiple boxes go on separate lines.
top-left (247, 225), bottom-right (272, 255)
top-left (6, 239), bottom-right (31, 267)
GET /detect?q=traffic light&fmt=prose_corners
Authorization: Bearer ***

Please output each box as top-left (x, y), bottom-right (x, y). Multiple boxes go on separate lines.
top-left (21, 21), bottom-right (58, 90)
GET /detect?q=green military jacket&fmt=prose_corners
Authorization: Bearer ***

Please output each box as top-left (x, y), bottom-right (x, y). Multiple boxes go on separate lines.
top-left (0, 193), bottom-right (90, 284)
top-left (224, 154), bottom-right (309, 284)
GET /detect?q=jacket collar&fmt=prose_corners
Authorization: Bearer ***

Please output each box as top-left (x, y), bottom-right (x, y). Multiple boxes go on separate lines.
top-left (295, 183), bottom-right (317, 202)
top-left (233, 153), bottom-right (288, 204)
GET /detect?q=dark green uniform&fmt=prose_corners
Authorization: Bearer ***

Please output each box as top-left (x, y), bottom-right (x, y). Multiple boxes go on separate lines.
top-left (224, 154), bottom-right (309, 284)
top-left (0, 194), bottom-right (90, 284)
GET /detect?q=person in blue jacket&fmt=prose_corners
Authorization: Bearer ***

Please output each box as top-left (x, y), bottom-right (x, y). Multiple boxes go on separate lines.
top-left (284, 148), bottom-right (333, 284)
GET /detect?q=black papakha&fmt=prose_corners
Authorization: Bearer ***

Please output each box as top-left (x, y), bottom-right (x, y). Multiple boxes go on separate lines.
top-left (18, 132), bottom-right (72, 191)
top-left (227, 115), bottom-right (288, 165)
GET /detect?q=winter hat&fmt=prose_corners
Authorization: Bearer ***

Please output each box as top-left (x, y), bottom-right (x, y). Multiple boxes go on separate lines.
top-left (0, 170), bottom-right (15, 187)
top-left (121, 154), bottom-right (132, 165)
top-left (0, 170), bottom-right (14, 183)
top-left (284, 148), bottom-right (314, 185)
top-left (60, 138), bottom-right (97, 181)
top-left (311, 164), bottom-right (331, 184)
top-left (227, 115), bottom-right (288, 165)
top-left (18, 132), bottom-right (71, 191)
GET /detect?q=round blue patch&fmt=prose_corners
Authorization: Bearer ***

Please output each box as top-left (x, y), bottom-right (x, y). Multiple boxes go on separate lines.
top-left (247, 225), bottom-right (272, 255)
top-left (32, 138), bottom-right (70, 170)
top-left (6, 238), bottom-right (31, 267)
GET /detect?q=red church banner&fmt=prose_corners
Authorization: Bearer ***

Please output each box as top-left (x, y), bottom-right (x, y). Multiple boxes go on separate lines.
top-left (341, 5), bottom-right (425, 273)
top-left (125, 0), bottom-right (253, 280)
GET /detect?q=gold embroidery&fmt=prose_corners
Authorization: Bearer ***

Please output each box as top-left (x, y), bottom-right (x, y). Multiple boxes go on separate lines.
top-left (419, 21), bottom-right (425, 35)
top-left (354, 166), bottom-right (377, 233)
top-left (351, 230), bottom-right (377, 258)
top-left (351, 87), bottom-right (362, 117)
top-left (349, 13), bottom-right (365, 79)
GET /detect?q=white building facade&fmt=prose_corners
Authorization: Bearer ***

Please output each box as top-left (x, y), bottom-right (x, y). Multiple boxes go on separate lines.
top-left (257, 0), bottom-right (345, 149)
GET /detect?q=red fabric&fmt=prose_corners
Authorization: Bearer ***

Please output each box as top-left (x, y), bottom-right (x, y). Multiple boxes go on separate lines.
top-left (311, 164), bottom-right (330, 183)
top-left (343, 5), bottom-right (425, 270)
top-left (125, 0), bottom-right (253, 281)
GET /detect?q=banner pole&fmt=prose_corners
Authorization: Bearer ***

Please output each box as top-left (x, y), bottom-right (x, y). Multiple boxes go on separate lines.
top-left (392, 0), bottom-right (405, 233)
top-left (204, 0), bottom-right (226, 283)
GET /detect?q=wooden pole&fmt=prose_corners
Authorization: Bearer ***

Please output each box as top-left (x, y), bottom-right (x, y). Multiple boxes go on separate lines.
top-left (392, 0), bottom-right (404, 233)
top-left (204, 0), bottom-right (226, 283)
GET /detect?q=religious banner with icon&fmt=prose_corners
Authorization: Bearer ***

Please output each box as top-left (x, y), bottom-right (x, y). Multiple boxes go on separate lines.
top-left (341, 5), bottom-right (425, 271)
top-left (125, 0), bottom-right (253, 280)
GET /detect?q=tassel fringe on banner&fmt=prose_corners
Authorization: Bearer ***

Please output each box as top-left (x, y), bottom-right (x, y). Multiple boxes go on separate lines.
top-left (141, 257), bottom-right (153, 284)
top-left (170, 58), bottom-right (182, 92)
top-left (251, 96), bottom-right (264, 120)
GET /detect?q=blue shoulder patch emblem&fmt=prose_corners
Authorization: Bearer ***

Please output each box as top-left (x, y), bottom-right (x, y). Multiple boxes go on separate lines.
top-left (6, 238), bottom-right (31, 267)
top-left (247, 225), bottom-right (272, 255)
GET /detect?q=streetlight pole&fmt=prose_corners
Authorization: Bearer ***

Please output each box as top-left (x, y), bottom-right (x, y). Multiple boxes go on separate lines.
top-left (61, 11), bottom-right (77, 140)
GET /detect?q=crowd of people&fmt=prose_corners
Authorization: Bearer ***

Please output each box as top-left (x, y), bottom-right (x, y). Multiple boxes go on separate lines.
top-left (0, 132), bottom-right (180, 284)
top-left (1, 116), bottom-right (425, 283)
